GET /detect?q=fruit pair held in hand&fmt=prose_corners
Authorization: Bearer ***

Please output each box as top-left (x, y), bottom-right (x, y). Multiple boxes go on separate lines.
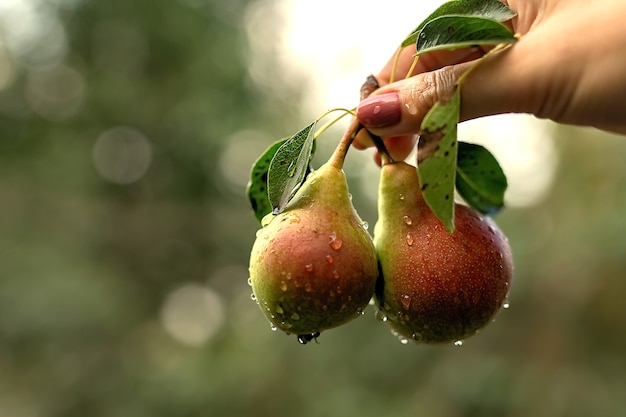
top-left (249, 154), bottom-right (378, 343)
top-left (374, 160), bottom-right (513, 344)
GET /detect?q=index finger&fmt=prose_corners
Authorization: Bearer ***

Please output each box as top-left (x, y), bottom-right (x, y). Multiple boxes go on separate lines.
top-left (376, 44), bottom-right (485, 86)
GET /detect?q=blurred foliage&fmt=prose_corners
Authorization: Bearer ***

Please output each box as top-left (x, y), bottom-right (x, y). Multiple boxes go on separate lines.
top-left (1, 1), bottom-right (626, 417)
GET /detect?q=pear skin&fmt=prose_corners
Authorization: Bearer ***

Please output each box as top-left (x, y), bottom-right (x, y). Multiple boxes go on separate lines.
top-left (249, 162), bottom-right (378, 340)
top-left (374, 161), bottom-right (513, 344)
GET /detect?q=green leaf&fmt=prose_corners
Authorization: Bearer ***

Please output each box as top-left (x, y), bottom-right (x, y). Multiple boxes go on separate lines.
top-left (267, 122), bottom-right (316, 214)
top-left (416, 15), bottom-right (516, 55)
top-left (401, 0), bottom-right (516, 47)
top-left (247, 138), bottom-right (288, 223)
top-left (418, 87), bottom-right (461, 233)
top-left (456, 142), bottom-right (507, 215)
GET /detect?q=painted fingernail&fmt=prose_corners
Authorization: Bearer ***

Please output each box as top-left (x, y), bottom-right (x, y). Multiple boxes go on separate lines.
top-left (357, 92), bottom-right (401, 128)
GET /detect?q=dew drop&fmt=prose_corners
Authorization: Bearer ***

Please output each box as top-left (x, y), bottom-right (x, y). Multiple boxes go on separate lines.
top-left (372, 105), bottom-right (381, 115)
top-left (270, 324), bottom-right (278, 331)
top-left (305, 263), bottom-right (314, 272)
top-left (275, 305), bottom-right (284, 315)
top-left (325, 254), bottom-right (334, 265)
top-left (335, 286), bottom-right (342, 294)
top-left (412, 332), bottom-right (423, 342)
top-left (329, 232), bottom-right (343, 250)
top-left (247, 277), bottom-right (253, 287)
top-left (280, 281), bottom-right (288, 292)
top-left (291, 312), bottom-right (300, 321)
top-left (361, 221), bottom-right (369, 230)
top-left (304, 282), bottom-right (313, 293)
top-left (403, 215), bottom-right (413, 225)
top-left (503, 301), bottom-right (510, 309)
top-left (404, 101), bottom-right (419, 116)
top-left (250, 293), bottom-right (257, 301)
top-left (399, 336), bottom-right (409, 345)
top-left (375, 310), bottom-right (388, 322)
top-left (406, 233), bottom-right (414, 246)
top-left (400, 294), bottom-right (411, 309)
top-left (332, 270), bottom-right (340, 280)
top-left (255, 229), bottom-right (263, 238)
top-left (399, 194), bottom-right (405, 201)
top-left (454, 340), bottom-right (464, 347)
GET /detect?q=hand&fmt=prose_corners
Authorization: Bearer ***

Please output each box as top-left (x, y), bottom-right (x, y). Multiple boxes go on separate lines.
top-left (353, 0), bottom-right (626, 163)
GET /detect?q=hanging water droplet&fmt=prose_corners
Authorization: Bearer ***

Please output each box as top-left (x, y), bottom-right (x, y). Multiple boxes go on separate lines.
top-left (270, 324), bottom-right (278, 331)
top-left (361, 221), bottom-right (369, 230)
top-left (250, 293), bottom-right (257, 301)
top-left (399, 336), bottom-right (409, 345)
top-left (247, 277), bottom-right (253, 287)
top-left (255, 229), bottom-right (263, 238)
top-left (399, 194), bottom-right (405, 201)
top-left (406, 233), bottom-right (414, 246)
top-left (375, 310), bottom-right (388, 322)
top-left (503, 301), bottom-right (510, 309)
top-left (454, 340), bottom-right (464, 347)
top-left (412, 332), bottom-right (423, 342)
top-left (403, 215), bottom-right (413, 225)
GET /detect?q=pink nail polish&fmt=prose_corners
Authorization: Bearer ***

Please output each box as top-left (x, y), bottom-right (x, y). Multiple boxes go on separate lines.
top-left (357, 92), bottom-right (401, 128)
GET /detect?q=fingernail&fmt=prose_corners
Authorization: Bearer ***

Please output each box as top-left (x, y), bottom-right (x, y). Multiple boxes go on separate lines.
top-left (357, 92), bottom-right (401, 128)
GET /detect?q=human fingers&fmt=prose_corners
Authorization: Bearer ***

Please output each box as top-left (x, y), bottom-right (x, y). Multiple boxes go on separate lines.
top-left (356, 36), bottom-right (552, 138)
top-left (377, 46), bottom-right (486, 86)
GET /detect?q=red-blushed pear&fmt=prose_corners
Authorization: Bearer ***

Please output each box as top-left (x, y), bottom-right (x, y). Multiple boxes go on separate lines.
top-left (373, 160), bottom-right (513, 344)
top-left (249, 142), bottom-right (378, 344)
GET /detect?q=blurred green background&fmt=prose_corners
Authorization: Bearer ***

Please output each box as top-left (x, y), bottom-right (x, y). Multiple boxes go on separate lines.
top-left (2, 1), bottom-right (626, 416)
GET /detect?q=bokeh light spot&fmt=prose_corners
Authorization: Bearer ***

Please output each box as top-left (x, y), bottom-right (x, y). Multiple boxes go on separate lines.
top-left (92, 126), bottom-right (152, 185)
top-left (160, 283), bottom-right (225, 347)
top-left (25, 65), bottom-right (85, 121)
top-left (219, 129), bottom-right (272, 192)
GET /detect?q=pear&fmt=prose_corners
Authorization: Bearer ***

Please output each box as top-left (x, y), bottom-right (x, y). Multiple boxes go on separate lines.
top-left (374, 160), bottom-right (513, 344)
top-left (249, 161), bottom-right (378, 342)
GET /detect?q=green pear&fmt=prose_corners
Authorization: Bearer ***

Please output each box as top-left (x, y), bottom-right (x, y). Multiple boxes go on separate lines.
top-left (374, 160), bottom-right (513, 344)
top-left (249, 162), bottom-right (378, 343)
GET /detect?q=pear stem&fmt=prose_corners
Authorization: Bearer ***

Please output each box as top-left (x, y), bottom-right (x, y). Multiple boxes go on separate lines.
top-left (369, 132), bottom-right (395, 166)
top-left (328, 117), bottom-right (361, 169)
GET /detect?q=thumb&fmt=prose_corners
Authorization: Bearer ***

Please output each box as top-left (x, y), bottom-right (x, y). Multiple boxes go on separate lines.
top-left (356, 46), bottom-right (538, 137)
